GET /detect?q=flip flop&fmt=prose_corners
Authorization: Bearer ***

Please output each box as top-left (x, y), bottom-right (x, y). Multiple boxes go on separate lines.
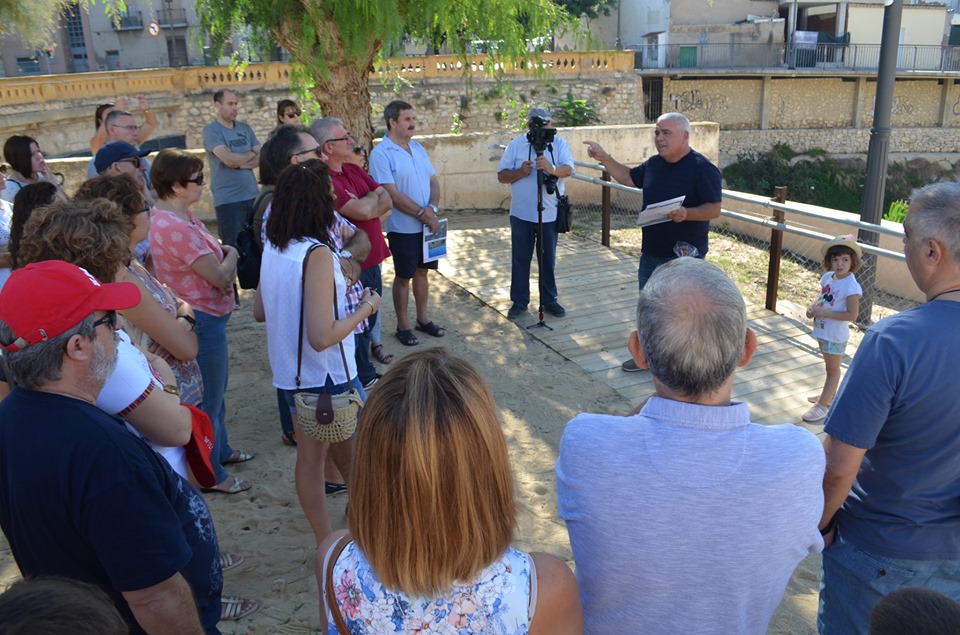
top-left (221, 595), bottom-right (259, 621)
top-left (325, 481), bottom-right (348, 495)
top-left (201, 476), bottom-right (251, 495)
top-left (220, 552), bottom-right (244, 571)
top-left (371, 343), bottom-right (394, 364)
top-left (224, 450), bottom-right (255, 464)
top-left (414, 320), bottom-right (445, 338)
top-left (395, 329), bottom-right (419, 346)
top-left (281, 430), bottom-right (297, 446)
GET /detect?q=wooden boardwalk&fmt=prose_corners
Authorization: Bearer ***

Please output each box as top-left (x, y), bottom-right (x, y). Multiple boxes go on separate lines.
top-left (438, 211), bottom-right (853, 435)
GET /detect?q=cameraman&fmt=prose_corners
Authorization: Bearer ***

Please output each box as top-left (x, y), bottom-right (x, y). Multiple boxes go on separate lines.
top-left (497, 107), bottom-right (574, 319)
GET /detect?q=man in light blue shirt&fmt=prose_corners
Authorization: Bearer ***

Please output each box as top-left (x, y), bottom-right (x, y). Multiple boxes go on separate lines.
top-left (557, 258), bottom-right (824, 635)
top-left (369, 101), bottom-right (444, 348)
top-left (497, 107), bottom-right (574, 319)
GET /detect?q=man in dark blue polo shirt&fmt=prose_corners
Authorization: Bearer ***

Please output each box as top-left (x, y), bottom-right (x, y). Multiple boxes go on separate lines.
top-left (584, 112), bottom-right (722, 371)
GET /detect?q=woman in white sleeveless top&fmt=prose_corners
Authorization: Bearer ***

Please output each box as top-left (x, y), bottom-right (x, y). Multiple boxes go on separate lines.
top-left (317, 349), bottom-right (583, 635)
top-left (255, 159), bottom-right (381, 544)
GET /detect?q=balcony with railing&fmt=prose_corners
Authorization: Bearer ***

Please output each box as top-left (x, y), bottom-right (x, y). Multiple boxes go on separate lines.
top-left (158, 8), bottom-right (188, 27)
top-left (112, 10), bottom-right (144, 30)
top-left (639, 42), bottom-right (960, 73)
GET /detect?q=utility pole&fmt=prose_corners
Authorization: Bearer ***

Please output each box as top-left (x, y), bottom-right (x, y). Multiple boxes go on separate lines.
top-left (857, 0), bottom-right (903, 326)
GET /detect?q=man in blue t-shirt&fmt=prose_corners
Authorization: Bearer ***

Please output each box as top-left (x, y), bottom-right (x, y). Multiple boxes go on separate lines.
top-left (584, 112), bottom-right (722, 371)
top-left (0, 261), bottom-right (222, 635)
top-left (497, 107), bottom-right (575, 319)
top-left (817, 182), bottom-right (960, 633)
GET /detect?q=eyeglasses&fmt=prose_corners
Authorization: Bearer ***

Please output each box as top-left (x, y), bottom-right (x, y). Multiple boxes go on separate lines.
top-left (117, 157), bottom-right (142, 169)
top-left (111, 124), bottom-right (139, 132)
top-left (292, 146), bottom-right (322, 159)
top-left (185, 173), bottom-right (204, 185)
top-left (323, 132), bottom-right (354, 145)
top-left (283, 110), bottom-right (302, 119)
top-left (92, 311), bottom-right (118, 331)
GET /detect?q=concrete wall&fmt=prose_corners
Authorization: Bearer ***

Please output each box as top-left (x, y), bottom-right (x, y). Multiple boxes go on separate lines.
top-left (673, 0), bottom-right (779, 26)
top-left (848, 5), bottom-right (949, 47)
top-left (45, 122), bottom-right (719, 220)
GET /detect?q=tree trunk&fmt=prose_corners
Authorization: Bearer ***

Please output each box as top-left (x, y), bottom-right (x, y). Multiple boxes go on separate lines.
top-left (310, 63), bottom-right (377, 153)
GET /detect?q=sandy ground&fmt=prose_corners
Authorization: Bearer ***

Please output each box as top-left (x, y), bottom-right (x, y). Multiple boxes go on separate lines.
top-left (0, 264), bottom-right (821, 634)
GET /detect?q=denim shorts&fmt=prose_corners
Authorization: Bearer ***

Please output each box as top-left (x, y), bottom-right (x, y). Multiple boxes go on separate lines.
top-left (279, 374), bottom-right (366, 414)
top-left (818, 338), bottom-right (847, 356)
top-left (818, 529), bottom-right (960, 635)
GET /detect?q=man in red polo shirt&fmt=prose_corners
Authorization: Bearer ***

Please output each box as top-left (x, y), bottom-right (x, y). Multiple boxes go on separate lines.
top-left (311, 118), bottom-right (393, 387)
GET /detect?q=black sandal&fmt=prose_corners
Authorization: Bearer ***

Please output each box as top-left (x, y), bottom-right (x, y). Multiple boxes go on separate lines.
top-left (414, 320), bottom-right (445, 338)
top-left (395, 329), bottom-right (419, 346)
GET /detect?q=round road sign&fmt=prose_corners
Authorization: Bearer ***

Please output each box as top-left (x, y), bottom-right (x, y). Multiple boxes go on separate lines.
top-left (148, 21), bottom-right (160, 37)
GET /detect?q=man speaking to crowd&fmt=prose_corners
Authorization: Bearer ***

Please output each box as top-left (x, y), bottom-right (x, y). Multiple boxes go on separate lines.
top-left (583, 112), bottom-right (722, 372)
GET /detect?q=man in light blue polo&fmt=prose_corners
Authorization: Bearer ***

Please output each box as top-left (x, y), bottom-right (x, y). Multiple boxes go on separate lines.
top-left (202, 89), bottom-right (261, 248)
top-left (497, 107), bottom-right (574, 319)
top-left (369, 100), bottom-right (444, 348)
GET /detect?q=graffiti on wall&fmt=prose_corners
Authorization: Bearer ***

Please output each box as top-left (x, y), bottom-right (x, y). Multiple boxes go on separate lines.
top-left (668, 89), bottom-right (730, 120)
top-left (890, 96), bottom-right (915, 116)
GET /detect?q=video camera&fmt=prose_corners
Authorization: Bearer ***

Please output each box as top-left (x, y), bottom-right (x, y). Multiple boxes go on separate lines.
top-left (526, 115), bottom-right (556, 154)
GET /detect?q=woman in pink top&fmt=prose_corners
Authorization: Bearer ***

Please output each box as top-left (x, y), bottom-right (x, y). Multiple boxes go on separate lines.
top-left (149, 149), bottom-right (254, 494)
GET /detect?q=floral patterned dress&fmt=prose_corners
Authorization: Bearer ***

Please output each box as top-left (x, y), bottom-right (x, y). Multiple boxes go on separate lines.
top-left (325, 542), bottom-right (535, 634)
top-left (121, 261), bottom-right (203, 407)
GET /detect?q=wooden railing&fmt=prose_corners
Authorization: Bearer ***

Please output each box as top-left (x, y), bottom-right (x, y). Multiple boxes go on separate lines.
top-left (0, 51), bottom-right (633, 107)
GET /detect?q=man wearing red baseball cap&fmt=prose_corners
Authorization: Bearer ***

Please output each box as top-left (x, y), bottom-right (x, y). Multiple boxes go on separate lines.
top-left (0, 260), bottom-right (224, 634)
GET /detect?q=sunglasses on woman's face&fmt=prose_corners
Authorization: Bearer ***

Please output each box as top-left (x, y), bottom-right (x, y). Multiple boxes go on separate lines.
top-left (283, 110), bottom-right (302, 119)
top-left (185, 173), bottom-right (204, 185)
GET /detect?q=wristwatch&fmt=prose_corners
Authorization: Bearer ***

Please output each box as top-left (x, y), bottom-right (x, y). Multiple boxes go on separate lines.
top-left (340, 250), bottom-right (354, 261)
top-left (427, 204), bottom-right (438, 214)
top-left (162, 384), bottom-right (180, 397)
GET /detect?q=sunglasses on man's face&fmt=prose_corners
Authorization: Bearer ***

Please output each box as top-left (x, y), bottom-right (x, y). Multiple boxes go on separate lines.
top-left (92, 311), bottom-right (118, 331)
top-left (117, 157), bottom-right (142, 169)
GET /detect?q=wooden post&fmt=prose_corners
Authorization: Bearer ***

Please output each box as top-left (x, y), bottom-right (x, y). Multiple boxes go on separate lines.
top-left (601, 171), bottom-right (612, 247)
top-left (766, 186), bottom-right (787, 312)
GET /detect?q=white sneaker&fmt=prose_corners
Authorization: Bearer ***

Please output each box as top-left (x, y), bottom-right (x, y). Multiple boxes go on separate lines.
top-left (802, 403), bottom-right (830, 422)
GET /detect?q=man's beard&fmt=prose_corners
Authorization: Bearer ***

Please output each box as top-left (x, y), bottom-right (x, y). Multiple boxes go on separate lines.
top-left (91, 333), bottom-right (119, 387)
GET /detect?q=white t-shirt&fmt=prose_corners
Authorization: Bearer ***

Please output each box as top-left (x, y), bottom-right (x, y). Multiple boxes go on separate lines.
top-left (96, 331), bottom-right (188, 479)
top-left (812, 271), bottom-right (862, 344)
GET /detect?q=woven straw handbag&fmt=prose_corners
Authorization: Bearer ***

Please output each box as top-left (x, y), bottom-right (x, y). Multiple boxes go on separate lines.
top-left (292, 243), bottom-right (363, 443)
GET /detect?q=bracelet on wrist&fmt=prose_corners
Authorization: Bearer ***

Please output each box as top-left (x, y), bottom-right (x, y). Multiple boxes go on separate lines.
top-left (416, 207), bottom-right (426, 218)
top-left (820, 516), bottom-right (838, 536)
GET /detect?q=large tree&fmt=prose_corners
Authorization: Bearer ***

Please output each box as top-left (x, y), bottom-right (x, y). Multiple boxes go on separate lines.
top-left (197, 0), bottom-right (582, 146)
top-left (0, 0), bottom-right (120, 47)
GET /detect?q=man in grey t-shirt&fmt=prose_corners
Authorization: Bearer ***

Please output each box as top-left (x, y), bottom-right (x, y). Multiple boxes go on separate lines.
top-left (557, 258), bottom-right (824, 634)
top-left (202, 89), bottom-right (261, 248)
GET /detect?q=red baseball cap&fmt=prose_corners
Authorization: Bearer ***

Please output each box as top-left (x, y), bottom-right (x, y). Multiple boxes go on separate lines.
top-left (183, 404), bottom-right (217, 488)
top-left (0, 260), bottom-right (141, 352)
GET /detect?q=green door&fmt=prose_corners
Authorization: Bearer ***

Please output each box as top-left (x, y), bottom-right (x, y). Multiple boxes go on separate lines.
top-left (679, 46), bottom-right (697, 68)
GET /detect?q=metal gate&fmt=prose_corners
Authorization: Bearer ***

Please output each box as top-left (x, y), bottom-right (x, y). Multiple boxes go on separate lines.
top-left (641, 77), bottom-right (663, 123)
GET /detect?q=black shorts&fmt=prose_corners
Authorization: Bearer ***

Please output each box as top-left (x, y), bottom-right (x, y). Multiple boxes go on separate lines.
top-left (387, 232), bottom-right (437, 279)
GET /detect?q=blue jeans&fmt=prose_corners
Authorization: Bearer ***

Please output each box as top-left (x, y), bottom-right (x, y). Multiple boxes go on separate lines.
top-left (510, 215), bottom-right (558, 308)
top-left (277, 388), bottom-right (294, 437)
top-left (214, 198), bottom-right (254, 248)
top-left (195, 309), bottom-right (234, 484)
top-left (353, 266), bottom-right (382, 384)
top-left (818, 529), bottom-right (960, 635)
top-left (279, 374), bottom-right (367, 412)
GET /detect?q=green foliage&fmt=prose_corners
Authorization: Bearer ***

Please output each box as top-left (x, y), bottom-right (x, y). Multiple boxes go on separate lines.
top-left (885, 199), bottom-right (909, 223)
top-left (723, 147), bottom-right (953, 216)
top-left (550, 90), bottom-right (602, 127)
top-left (556, 0), bottom-right (618, 19)
top-left (450, 113), bottom-right (464, 134)
top-left (0, 0), bottom-right (123, 48)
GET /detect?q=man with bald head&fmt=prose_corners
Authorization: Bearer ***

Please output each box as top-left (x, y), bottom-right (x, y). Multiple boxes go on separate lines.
top-left (557, 258), bottom-right (824, 634)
